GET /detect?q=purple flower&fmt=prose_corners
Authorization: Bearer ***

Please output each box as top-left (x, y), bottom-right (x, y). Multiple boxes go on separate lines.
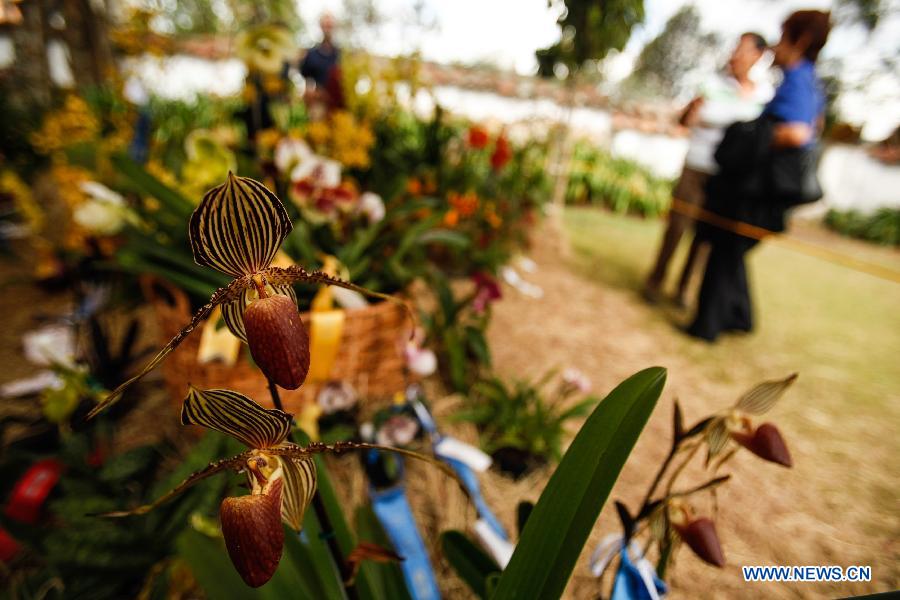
top-left (472, 272), bottom-right (502, 314)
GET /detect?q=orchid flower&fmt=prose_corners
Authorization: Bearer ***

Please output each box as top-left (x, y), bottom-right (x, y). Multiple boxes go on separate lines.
top-left (102, 386), bottom-right (451, 587)
top-left (89, 173), bottom-right (405, 418)
top-left (704, 373), bottom-right (796, 466)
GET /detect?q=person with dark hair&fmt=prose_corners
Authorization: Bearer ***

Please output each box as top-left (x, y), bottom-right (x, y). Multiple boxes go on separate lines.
top-left (687, 11), bottom-right (831, 342)
top-left (644, 33), bottom-right (771, 306)
top-left (299, 13), bottom-right (343, 113)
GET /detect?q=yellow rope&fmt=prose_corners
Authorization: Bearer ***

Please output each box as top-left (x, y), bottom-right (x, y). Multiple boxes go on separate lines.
top-left (669, 198), bottom-right (900, 284)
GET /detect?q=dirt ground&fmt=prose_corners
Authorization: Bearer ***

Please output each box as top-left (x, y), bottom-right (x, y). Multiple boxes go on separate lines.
top-left (1, 217), bottom-right (897, 598)
top-left (460, 219), bottom-right (897, 598)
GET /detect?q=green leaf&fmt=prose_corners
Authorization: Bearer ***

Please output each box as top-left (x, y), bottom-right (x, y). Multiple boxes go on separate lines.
top-left (177, 527), bottom-right (315, 600)
top-left (490, 367), bottom-right (666, 600)
top-left (111, 153), bottom-right (194, 220)
top-left (416, 229), bottom-right (471, 248)
top-left (440, 530), bottom-right (501, 599)
top-left (355, 506), bottom-right (412, 600)
top-left (313, 456), bottom-right (384, 600)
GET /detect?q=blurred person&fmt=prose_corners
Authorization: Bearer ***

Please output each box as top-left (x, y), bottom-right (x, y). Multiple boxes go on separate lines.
top-left (298, 13), bottom-right (345, 112)
top-left (644, 33), bottom-right (771, 305)
top-left (687, 10), bottom-right (831, 342)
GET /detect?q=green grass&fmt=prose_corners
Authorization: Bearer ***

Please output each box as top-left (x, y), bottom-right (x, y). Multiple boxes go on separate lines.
top-left (563, 206), bottom-right (900, 414)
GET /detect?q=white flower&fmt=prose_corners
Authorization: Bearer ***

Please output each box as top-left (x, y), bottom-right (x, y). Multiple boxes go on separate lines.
top-left (376, 414), bottom-right (420, 447)
top-left (357, 192), bottom-right (385, 223)
top-left (290, 154), bottom-right (342, 188)
top-left (79, 181), bottom-right (124, 206)
top-left (274, 137), bottom-right (312, 174)
top-left (23, 325), bottom-right (76, 368)
top-left (562, 367), bottom-right (592, 394)
top-left (73, 200), bottom-right (128, 236)
top-left (403, 328), bottom-right (437, 377)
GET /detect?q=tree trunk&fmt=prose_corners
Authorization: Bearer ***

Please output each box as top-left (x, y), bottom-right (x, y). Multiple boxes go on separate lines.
top-left (60, 0), bottom-right (116, 90)
top-left (5, 0), bottom-right (53, 109)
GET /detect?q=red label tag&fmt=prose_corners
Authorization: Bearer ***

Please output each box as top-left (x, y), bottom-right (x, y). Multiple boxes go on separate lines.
top-left (0, 527), bottom-right (20, 562)
top-left (4, 459), bottom-right (64, 524)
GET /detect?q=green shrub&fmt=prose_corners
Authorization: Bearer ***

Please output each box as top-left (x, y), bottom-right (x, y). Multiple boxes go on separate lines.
top-left (824, 207), bottom-right (900, 246)
top-left (566, 142), bottom-right (673, 217)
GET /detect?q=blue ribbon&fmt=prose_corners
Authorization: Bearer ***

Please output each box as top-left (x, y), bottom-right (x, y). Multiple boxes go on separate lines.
top-left (369, 481), bottom-right (441, 600)
top-left (611, 547), bottom-right (668, 600)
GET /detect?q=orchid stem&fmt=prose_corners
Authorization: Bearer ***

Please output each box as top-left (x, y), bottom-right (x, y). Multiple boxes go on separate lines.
top-left (265, 378), bottom-right (357, 600)
top-left (267, 377), bottom-right (284, 412)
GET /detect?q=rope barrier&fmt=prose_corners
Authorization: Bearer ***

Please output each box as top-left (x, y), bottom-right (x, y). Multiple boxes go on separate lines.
top-left (668, 198), bottom-right (900, 285)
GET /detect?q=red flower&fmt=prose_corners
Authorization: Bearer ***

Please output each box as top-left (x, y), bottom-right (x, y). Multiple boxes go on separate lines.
top-left (490, 135), bottom-right (512, 170)
top-left (467, 126), bottom-right (489, 149)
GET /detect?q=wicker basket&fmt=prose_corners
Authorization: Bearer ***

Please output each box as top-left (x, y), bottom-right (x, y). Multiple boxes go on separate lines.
top-left (141, 276), bottom-right (409, 414)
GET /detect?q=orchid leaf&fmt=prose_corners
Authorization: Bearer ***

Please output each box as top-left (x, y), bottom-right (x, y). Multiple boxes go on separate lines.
top-left (440, 530), bottom-right (500, 599)
top-left (490, 367), bottom-right (666, 600)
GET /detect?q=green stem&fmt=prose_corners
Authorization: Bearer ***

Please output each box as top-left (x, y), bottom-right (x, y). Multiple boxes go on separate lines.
top-left (266, 378), bottom-right (357, 600)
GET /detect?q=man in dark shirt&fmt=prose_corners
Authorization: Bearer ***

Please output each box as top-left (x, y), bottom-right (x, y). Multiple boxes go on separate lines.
top-left (300, 13), bottom-right (342, 110)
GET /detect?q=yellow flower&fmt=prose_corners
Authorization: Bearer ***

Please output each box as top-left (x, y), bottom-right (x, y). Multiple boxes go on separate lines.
top-left (31, 95), bottom-right (99, 155)
top-left (306, 120), bottom-right (330, 149)
top-left (1, 171), bottom-right (43, 233)
top-left (256, 128), bottom-right (281, 153)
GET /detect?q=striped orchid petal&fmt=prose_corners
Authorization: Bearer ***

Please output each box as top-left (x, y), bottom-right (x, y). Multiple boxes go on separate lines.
top-left (221, 284), bottom-right (298, 343)
top-left (276, 453), bottom-right (317, 531)
top-left (182, 387), bottom-right (293, 449)
top-left (189, 173), bottom-right (293, 278)
top-left (87, 278), bottom-right (250, 419)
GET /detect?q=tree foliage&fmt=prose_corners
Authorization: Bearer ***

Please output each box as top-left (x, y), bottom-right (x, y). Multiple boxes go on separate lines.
top-left (536, 0), bottom-right (645, 77)
top-left (626, 5), bottom-right (719, 97)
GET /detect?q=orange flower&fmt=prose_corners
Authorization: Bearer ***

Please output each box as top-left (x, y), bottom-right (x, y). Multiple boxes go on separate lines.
top-left (486, 208), bottom-right (502, 229)
top-left (449, 191), bottom-right (478, 217)
top-left (443, 209), bottom-right (459, 228)
top-left (406, 178), bottom-right (422, 196)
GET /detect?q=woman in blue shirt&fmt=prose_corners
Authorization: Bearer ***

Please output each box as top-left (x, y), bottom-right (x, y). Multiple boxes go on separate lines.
top-left (687, 10), bottom-right (831, 342)
top-left (767, 11), bottom-right (830, 147)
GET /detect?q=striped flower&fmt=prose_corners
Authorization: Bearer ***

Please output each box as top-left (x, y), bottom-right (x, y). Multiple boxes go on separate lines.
top-left (104, 386), bottom-right (448, 587)
top-left (89, 173), bottom-right (402, 418)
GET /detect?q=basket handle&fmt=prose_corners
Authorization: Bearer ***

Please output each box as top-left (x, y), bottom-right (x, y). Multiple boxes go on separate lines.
top-left (139, 275), bottom-right (191, 317)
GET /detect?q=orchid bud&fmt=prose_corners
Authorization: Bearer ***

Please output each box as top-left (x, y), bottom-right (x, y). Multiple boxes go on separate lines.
top-left (219, 476), bottom-right (285, 587)
top-left (731, 422), bottom-right (792, 468)
top-left (243, 294), bottom-right (310, 389)
top-left (674, 516), bottom-right (725, 568)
